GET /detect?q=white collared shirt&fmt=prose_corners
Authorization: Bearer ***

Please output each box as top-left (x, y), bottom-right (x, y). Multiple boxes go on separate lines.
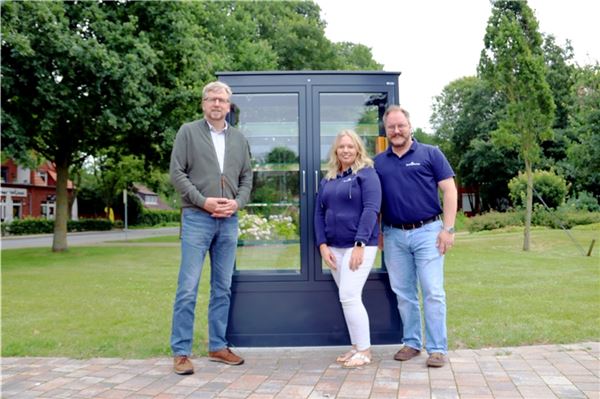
top-left (207, 121), bottom-right (227, 173)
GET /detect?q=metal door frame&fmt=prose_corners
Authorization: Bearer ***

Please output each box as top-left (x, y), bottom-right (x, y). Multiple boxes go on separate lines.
top-left (218, 71), bottom-right (403, 347)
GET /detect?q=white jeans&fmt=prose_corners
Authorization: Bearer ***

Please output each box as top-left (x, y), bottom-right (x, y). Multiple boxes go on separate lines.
top-left (329, 246), bottom-right (377, 351)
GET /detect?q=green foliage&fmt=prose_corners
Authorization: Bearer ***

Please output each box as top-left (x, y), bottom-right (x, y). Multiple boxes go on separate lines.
top-left (265, 147), bottom-right (298, 164)
top-left (565, 191), bottom-right (600, 212)
top-left (431, 76), bottom-right (520, 210)
top-left (2, 218), bottom-right (54, 235)
top-left (465, 211), bottom-right (523, 232)
top-left (412, 128), bottom-right (438, 145)
top-left (332, 42), bottom-right (383, 70)
top-left (67, 219), bottom-right (113, 232)
top-left (508, 169), bottom-right (569, 209)
top-left (478, 0), bottom-right (556, 249)
top-left (465, 208), bottom-right (600, 232)
top-left (136, 209), bottom-right (180, 227)
top-left (542, 35), bottom-right (576, 130)
top-left (531, 206), bottom-right (600, 229)
top-left (479, 0), bottom-right (555, 164)
top-left (86, 151), bottom-right (146, 208)
top-left (564, 64), bottom-right (600, 198)
top-left (460, 138), bottom-right (520, 210)
top-left (236, 1), bottom-right (337, 70)
top-left (0, 0), bottom-right (382, 249)
top-left (2, 218), bottom-right (112, 236)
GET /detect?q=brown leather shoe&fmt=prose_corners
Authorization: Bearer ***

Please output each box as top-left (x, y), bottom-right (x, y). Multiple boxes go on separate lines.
top-left (394, 346), bottom-right (421, 361)
top-left (173, 355), bottom-right (194, 375)
top-left (208, 348), bottom-right (244, 365)
top-left (426, 352), bottom-right (446, 367)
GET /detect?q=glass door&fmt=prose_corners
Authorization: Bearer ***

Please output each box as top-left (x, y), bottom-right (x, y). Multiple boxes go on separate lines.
top-left (220, 72), bottom-right (402, 347)
top-left (312, 88), bottom-right (390, 278)
top-left (228, 87), bottom-right (308, 280)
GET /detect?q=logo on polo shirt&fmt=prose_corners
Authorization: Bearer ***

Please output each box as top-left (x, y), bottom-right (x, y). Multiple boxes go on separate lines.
top-left (405, 161), bottom-right (421, 167)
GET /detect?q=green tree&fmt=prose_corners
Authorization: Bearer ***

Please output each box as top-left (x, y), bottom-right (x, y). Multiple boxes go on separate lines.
top-left (431, 76), bottom-right (518, 210)
top-left (266, 147), bottom-right (298, 164)
top-left (86, 151), bottom-right (145, 212)
top-left (565, 63), bottom-right (600, 198)
top-left (539, 35), bottom-right (576, 172)
top-left (1, 2), bottom-right (161, 251)
top-left (235, 1), bottom-right (338, 70)
top-left (460, 138), bottom-right (521, 211)
top-left (412, 128), bottom-right (438, 146)
top-left (333, 42), bottom-right (383, 70)
top-left (1, 1), bottom-right (382, 251)
top-left (478, 0), bottom-right (556, 250)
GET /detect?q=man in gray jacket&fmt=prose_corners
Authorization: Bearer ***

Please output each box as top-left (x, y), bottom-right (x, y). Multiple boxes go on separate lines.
top-left (169, 81), bottom-right (253, 375)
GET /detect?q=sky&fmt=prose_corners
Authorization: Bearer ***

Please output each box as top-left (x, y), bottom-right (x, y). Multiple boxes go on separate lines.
top-left (316, 0), bottom-right (600, 132)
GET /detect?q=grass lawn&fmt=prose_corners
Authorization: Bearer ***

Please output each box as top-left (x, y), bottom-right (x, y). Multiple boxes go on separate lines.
top-left (1, 225), bottom-right (598, 358)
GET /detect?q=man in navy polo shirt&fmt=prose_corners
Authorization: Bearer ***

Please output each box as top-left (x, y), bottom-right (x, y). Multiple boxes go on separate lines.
top-left (374, 105), bottom-right (457, 367)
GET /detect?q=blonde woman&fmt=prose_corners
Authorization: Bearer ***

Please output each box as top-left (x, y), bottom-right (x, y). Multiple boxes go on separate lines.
top-left (314, 130), bottom-right (382, 368)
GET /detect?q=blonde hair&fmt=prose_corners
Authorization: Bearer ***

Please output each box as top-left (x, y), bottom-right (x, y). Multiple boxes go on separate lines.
top-left (324, 130), bottom-right (374, 180)
top-left (202, 81), bottom-right (232, 100)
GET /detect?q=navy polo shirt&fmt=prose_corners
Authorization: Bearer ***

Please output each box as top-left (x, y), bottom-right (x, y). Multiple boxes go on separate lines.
top-left (374, 140), bottom-right (454, 225)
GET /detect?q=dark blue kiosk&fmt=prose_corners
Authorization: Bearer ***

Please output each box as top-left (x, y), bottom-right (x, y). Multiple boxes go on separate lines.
top-left (218, 71), bottom-right (403, 347)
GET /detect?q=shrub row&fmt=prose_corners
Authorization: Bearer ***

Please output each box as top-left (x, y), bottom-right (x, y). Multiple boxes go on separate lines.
top-left (1, 218), bottom-right (113, 236)
top-left (136, 209), bottom-right (180, 226)
top-left (466, 208), bottom-right (600, 232)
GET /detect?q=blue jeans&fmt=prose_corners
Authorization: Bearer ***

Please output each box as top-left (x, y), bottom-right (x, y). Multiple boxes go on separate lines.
top-left (171, 207), bottom-right (238, 355)
top-left (383, 220), bottom-right (447, 354)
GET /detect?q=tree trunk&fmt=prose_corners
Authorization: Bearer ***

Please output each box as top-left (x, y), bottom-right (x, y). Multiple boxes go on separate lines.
top-left (523, 159), bottom-right (533, 251)
top-left (52, 158), bottom-right (70, 252)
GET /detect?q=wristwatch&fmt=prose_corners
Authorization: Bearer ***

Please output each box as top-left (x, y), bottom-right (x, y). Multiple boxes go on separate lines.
top-left (444, 226), bottom-right (456, 234)
top-left (354, 241), bottom-right (365, 247)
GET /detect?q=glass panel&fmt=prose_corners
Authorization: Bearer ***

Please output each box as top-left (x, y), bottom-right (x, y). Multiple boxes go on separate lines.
top-left (230, 93), bottom-right (300, 272)
top-left (319, 92), bottom-right (387, 272)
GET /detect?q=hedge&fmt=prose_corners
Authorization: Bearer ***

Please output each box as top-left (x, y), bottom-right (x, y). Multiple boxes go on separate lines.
top-left (465, 208), bottom-right (600, 232)
top-left (136, 209), bottom-right (180, 226)
top-left (1, 218), bottom-right (113, 236)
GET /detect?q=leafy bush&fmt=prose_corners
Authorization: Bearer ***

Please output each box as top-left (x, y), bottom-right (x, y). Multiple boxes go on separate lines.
top-left (136, 209), bottom-right (180, 226)
top-left (465, 211), bottom-right (524, 232)
top-left (2, 218), bottom-right (112, 236)
top-left (564, 191), bottom-right (600, 212)
top-left (67, 219), bottom-right (113, 232)
top-left (3, 218), bottom-right (54, 235)
top-left (466, 208), bottom-right (600, 232)
top-left (508, 170), bottom-right (569, 209)
top-left (531, 206), bottom-right (600, 229)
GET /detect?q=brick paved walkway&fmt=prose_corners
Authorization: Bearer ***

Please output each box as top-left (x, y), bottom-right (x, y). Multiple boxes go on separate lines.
top-left (2, 342), bottom-right (598, 398)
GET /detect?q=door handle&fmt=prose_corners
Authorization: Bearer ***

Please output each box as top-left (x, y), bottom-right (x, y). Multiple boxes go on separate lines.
top-left (315, 170), bottom-right (319, 194)
top-left (302, 170), bottom-right (306, 194)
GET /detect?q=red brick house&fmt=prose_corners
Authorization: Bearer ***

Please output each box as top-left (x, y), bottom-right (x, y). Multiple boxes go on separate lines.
top-left (1, 159), bottom-right (76, 222)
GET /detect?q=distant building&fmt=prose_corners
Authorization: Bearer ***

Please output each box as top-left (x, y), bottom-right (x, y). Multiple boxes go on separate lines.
top-left (458, 185), bottom-right (480, 217)
top-left (1, 159), bottom-right (77, 221)
top-left (132, 183), bottom-right (172, 210)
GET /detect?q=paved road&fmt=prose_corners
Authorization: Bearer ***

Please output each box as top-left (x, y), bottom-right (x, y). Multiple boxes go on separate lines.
top-left (1, 227), bottom-right (179, 249)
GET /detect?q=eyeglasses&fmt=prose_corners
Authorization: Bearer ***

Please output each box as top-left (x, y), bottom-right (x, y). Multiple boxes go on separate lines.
top-left (385, 124), bottom-right (410, 131)
top-left (203, 97), bottom-right (230, 104)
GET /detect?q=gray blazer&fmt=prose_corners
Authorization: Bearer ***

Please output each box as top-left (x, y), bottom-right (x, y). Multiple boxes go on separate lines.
top-left (169, 119), bottom-right (253, 210)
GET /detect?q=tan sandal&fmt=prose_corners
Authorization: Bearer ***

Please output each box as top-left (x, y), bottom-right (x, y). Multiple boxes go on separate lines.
top-left (342, 352), bottom-right (371, 369)
top-left (336, 348), bottom-right (357, 363)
